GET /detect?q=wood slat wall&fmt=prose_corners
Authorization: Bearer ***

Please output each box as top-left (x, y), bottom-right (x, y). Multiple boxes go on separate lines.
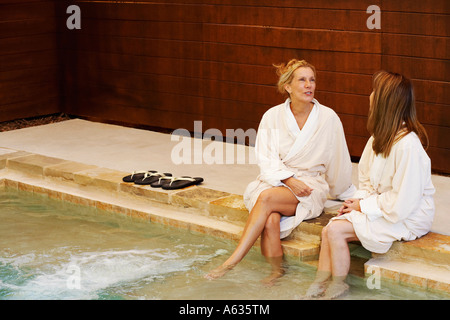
top-left (3, 0), bottom-right (449, 173)
top-left (0, 0), bottom-right (61, 121)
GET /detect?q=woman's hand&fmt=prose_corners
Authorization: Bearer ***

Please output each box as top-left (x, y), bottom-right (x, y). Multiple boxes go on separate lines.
top-left (337, 198), bottom-right (361, 216)
top-left (282, 177), bottom-right (313, 197)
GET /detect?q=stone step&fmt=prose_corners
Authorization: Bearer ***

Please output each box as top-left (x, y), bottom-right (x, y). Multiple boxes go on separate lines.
top-left (364, 256), bottom-right (450, 294)
top-left (381, 232), bottom-right (450, 266)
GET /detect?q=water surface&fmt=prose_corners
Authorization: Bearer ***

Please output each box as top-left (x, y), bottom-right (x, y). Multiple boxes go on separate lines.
top-left (0, 187), bottom-right (446, 300)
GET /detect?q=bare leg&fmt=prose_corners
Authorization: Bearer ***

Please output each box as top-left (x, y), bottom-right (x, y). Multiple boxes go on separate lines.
top-left (260, 213), bottom-right (285, 286)
top-left (261, 212), bottom-right (283, 257)
top-left (317, 224), bottom-right (333, 273)
top-left (205, 187), bottom-right (298, 280)
top-left (261, 255), bottom-right (285, 286)
top-left (307, 220), bottom-right (359, 298)
top-left (306, 226), bottom-right (332, 297)
top-left (327, 220), bottom-right (358, 277)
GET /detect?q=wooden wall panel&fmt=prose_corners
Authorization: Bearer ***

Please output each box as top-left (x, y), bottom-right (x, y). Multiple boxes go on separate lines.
top-left (0, 1), bottom-right (61, 122)
top-left (377, 1), bottom-right (449, 173)
top-left (53, 0), bottom-right (450, 173)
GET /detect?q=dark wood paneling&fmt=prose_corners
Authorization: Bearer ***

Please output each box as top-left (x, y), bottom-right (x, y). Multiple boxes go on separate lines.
top-left (0, 50), bottom-right (58, 72)
top-left (0, 0), bottom-right (61, 122)
top-left (382, 34), bottom-right (448, 60)
top-left (0, 34), bottom-right (58, 55)
top-left (382, 11), bottom-right (449, 36)
top-left (381, 55), bottom-right (449, 82)
top-left (0, 1), bottom-right (55, 22)
top-left (1, 98), bottom-right (60, 121)
top-left (2, 0), bottom-right (446, 173)
top-left (77, 2), bottom-right (374, 32)
top-left (378, 3), bottom-right (449, 173)
top-left (64, 34), bottom-right (382, 74)
top-left (380, 0), bottom-right (450, 14)
top-left (58, 0), bottom-right (448, 173)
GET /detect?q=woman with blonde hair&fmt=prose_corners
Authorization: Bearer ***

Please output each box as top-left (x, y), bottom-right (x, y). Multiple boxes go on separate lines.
top-left (205, 59), bottom-right (355, 282)
top-left (306, 71), bottom-right (435, 299)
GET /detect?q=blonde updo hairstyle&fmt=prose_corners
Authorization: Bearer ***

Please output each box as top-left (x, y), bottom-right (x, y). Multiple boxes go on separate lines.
top-left (274, 59), bottom-right (316, 97)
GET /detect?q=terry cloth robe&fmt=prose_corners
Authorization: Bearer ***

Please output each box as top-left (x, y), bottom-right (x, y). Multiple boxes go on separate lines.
top-left (332, 132), bottom-right (435, 254)
top-left (243, 98), bottom-right (356, 239)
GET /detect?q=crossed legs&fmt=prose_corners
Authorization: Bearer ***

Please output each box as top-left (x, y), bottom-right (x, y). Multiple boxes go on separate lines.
top-left (205, 186), bottom-right (298, 280)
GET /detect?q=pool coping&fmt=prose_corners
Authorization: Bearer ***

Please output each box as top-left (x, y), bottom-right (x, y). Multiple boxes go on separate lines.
top-left (1, 149), bottom-right (449, 295)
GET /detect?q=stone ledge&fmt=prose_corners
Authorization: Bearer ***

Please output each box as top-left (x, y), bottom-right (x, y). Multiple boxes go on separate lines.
top-left (7, 154), bottom-right (69, 176)
top-left (209, 194), bottom-right (249, 226)
top-left (119, 181), bottom-right (177, 204)
top-left (385, 232), bottom-right (450, 266)
top-left (365, 256), bottom-right (450, 294)
top-left (170, 187), bottom-right (230, 212)
top-left (73, 167), bottom-right (130, 192)
top-left (44, 161), bottom-right (99, 181)
top-left (0, 151), bottom-right (32, 169)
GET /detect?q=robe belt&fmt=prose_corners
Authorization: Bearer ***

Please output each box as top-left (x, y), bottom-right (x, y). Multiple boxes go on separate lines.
top-left (293, 170), bottom-right (323, 178)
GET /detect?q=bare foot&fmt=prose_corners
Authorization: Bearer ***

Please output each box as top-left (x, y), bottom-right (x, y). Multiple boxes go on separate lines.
top-left (321, 281), bottom-right (349, 299)
top-left (305, 270), bottom-right (331, 298)
top-left (204, 264), bottom-right (235, 280)
top-left (261, 269), bottom-right (285, 287)
top-left (305, 280), bottom-right (329, 298)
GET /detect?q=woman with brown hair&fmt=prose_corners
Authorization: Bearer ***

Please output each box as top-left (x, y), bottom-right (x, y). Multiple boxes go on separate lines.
top-left (205, 59), bottom-right (355, 282)
top-left (306, 71), bottom-right (435, 299)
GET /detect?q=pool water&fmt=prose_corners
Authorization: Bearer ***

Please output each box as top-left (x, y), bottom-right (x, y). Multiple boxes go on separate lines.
top-left (0, 187), bottom-right (447, 300)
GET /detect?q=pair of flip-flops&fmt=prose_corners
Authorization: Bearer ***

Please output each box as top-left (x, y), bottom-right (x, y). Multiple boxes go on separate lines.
top-left (122, 170), bottom-right (203, 190)
top-left (122, 170), bottom-right (170, 185)
top-left (151, 176), bottom-right (204, 190)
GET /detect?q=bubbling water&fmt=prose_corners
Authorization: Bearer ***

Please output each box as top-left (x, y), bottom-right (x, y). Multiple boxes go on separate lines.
top-left (0, 247), bottom-right (225, 300)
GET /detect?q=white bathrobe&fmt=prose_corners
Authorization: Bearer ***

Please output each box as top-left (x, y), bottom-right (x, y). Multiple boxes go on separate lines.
top-left (244, 98), bottom-right (356, 239)
top-left (332, 132), bottom-right (435, 253)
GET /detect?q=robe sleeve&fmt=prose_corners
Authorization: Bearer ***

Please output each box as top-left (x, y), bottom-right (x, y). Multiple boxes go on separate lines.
top-left (354, 137), bottom-right (375, 199)
top-left (325, 115), bottom-right (356, 199)
top-left (361, 142), bottom-right (425, 224)
top-left (255, 112), bottom-right (294, 186)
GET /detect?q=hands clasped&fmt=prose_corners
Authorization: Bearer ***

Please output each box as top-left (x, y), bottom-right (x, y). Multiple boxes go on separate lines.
top-left (338, 198), bottom-right (361, 216)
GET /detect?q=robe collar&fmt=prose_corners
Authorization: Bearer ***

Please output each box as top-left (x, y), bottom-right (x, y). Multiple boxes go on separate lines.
top-left (284, 98), bottom-right (319, 135)
top-left (282, 98), bottom-right (320, 162)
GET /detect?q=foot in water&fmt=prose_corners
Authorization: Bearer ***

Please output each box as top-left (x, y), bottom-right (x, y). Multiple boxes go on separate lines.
top-left (259, 255), bottom-right (285, 286)
top-left (305, 270), bottom-right (332, 298)
top-left (321, 279), bottom-right (349, 299)
top-left (261, 268), bottom-right (285, 287)
top-left (305, 280), bottom-right (329, 298)
top-left (204, 264), bottom-right (235, 280)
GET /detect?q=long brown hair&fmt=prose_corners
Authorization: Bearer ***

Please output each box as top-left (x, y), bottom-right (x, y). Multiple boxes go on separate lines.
top-left (367, 71), bottom-right (428, 157)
